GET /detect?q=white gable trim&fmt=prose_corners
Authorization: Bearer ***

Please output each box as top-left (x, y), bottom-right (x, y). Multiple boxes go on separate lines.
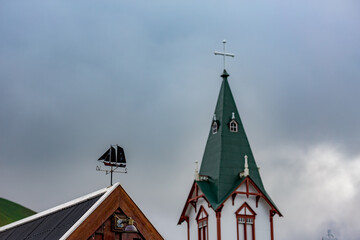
top-left (0, 183), bottom-right (119, 234)
top-left (60, 182), bottom-right (119, 239)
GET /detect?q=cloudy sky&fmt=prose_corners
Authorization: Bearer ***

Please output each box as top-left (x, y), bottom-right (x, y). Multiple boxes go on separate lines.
top-left (1, 0), bottom-right (360, 239)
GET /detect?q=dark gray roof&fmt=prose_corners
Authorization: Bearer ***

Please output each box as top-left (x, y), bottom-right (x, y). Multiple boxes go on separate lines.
top-left (0, 194), bottom-right (102, 240)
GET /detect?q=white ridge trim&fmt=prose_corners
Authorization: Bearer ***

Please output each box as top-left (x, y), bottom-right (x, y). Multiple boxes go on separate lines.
top-left (0, 183), bottom-right (119, 235)
top-left (60, 182), bottom-right (120, 239)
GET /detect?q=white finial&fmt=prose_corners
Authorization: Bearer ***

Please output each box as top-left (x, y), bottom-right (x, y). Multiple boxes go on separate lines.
top-left (232, 112), bottom-right (235, 119)
top-left (240, 155), bottom-right (250, 178)
top-left (214, 40), bottom-right (235, 69)
top-left (244, 155), bottom-right (249, 176)
top-left (194, 161), bottom-right (200, 181)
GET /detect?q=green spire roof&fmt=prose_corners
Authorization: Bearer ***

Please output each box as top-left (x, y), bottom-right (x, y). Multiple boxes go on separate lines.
top-left (197, 70), bottom-right (276, 211)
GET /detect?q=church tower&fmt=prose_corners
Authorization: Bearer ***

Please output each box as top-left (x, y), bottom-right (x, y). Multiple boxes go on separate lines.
top-left (178, 66), bottom-right (282, 240)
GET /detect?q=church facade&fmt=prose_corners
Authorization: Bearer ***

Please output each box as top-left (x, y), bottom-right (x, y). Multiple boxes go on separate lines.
top-left (178, 70), bottom-right (282, 240)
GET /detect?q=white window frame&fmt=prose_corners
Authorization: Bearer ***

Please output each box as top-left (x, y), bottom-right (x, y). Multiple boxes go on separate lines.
top-left (235, 202), bottom-right (256, 240)
top-left (212, 121), bottom-right (218, 134)
top-left (230, 120), bottom-right (238, 132)
top-left (196, 206), bottom-right (209, 240)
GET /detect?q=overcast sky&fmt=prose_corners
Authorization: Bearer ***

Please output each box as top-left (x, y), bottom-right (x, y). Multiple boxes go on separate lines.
top-left (1, 0), bottom-right (360, 239)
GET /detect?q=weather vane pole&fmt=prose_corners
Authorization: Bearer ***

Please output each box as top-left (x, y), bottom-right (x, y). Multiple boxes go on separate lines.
top-left (214, 40), bottom-right (235, 69)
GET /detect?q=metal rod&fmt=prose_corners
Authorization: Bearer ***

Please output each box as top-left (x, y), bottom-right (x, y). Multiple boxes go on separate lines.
top-left (110, 165), bottom-right (113, 186)
top-left (223, 40), bottom-right (226, 69)
top-left (96, 167), bottom-right (127, 174)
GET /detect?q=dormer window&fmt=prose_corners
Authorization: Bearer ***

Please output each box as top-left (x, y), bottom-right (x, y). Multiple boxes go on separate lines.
top-left (230, 120), bottom-right (238, 132)
top-left (212, 121), bottom-right (218, 134)
top-left (212, 114), bottom-right (219, 134)
top-left (229, 112), bottom-right (238, 132)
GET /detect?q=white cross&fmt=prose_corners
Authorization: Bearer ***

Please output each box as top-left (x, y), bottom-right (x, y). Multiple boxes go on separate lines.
top-left (214, 40), bottom-right (235, 69)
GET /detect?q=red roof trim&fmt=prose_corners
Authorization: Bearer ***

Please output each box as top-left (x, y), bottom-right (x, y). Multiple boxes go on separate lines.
top-left (178, 181), bottom-right (196, 225)
top-left (67, 184), bottom-right (164, 239)
top-left (235, 202), bottom-right (257, 216)
top-left (196, 205), bottom-right (209, 221)
top-left (178, 182), bottom-right (212, 225)
top-left (216, 177), bottom-right (282, 217)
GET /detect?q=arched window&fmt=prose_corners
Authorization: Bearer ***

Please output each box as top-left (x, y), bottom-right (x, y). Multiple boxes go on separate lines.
top-left (230, 120), bottom-right (238, 132)
top-left (235, 202), bottom-right (256, 240)
top-left (212, 121), bottom-right (218, 134)
top-left (196, 206), bottom-right (209, 240)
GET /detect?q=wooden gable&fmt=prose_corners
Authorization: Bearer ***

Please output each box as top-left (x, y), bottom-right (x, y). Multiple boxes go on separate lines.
top-left (66, 184), bottom-right (163, 240)
top-left (0, 183), bottom-right (163, 240)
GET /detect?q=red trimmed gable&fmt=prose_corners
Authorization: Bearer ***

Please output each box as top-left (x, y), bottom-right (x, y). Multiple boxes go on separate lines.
top-left (0, 183), bottom-right (163, 240)
top-left (179, 176), bottom-right (281, 227)
top-left (68, 184), bottom-right (163, 240)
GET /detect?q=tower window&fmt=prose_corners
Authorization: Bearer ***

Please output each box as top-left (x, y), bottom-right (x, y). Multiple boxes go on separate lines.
top-left (212, 121), bottom-right (218, 134)
top-left (196, 206), bottom-right (209, 240)
top-left (230, 120), bottom-right (238, 132)
top-left (235, 202), bottom-right (256, 240)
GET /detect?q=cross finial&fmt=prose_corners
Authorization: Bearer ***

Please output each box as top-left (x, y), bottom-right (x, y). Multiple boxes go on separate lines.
top-left (214, 40), bottom-right (235, 70)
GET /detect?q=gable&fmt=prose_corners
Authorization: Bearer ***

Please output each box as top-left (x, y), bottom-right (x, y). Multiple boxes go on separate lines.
top-left (230, 177), bottom-right (282, 216)
top-left (235, 202), bottom-right (256, 216)
top-left (66, 184), bottom-right (163, 240)
top-left (196, 206), bottom-right (209, 221)
top-left (179, 177), bottom-right (282, 219)
top-left (178, 182), bottom-right (212, 225)
top-left (0, 183), bottom-right (164, 240)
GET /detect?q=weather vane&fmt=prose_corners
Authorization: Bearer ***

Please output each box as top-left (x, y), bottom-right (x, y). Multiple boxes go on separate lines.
top-left (214, 40), bottom-right (235, 69)
top-left (96, 145), bottom-right (127, 186)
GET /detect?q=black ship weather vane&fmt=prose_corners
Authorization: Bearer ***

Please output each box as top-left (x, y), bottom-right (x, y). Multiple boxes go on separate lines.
top-left (96, 145), bottom-right (127, 186)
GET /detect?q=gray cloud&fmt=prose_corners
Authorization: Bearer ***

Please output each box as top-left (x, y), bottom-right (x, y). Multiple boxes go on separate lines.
top-left (1, 0), bottom-right (359, 239)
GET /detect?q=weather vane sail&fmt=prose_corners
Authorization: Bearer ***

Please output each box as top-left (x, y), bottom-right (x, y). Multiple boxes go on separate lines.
top-left (96, 145), bottom-right (127, 186)
top-left (214, 40), bottom-right (235, 70)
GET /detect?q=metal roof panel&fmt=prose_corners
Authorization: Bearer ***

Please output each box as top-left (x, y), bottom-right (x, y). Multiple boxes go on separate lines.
top-left (0, 195), bottom-right (102, 240)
